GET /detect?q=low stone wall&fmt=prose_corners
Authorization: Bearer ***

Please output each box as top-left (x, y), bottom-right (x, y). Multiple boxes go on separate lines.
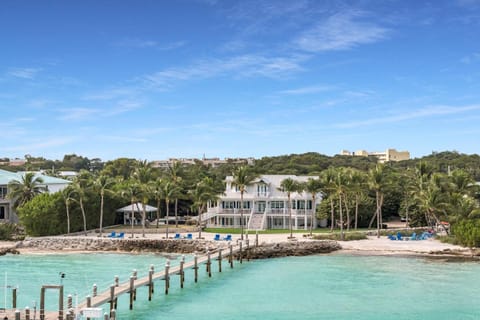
top-left (15, 237), bottom-right (341, 258)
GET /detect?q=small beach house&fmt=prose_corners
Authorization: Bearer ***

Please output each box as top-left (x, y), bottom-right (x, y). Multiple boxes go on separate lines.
top-left (201, 175), bottom-right (321, 231)
top-left (0, 169), bottom-right (70, 223)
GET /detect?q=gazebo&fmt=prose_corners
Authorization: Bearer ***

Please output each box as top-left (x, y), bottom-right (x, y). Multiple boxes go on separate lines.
top-left (116, 202), bottom-right (158, 225)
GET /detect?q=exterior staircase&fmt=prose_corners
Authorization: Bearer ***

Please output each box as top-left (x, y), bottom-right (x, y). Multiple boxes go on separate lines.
top-left (247, 213), bottom-right (266, 231)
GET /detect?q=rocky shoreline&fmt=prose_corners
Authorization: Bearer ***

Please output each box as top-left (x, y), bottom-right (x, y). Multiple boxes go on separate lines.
top-left (8, 237), bottom-right (342, 258)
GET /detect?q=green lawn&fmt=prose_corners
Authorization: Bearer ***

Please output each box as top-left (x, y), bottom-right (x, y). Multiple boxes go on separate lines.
top-left (203, 228), bottom-right (363, 235)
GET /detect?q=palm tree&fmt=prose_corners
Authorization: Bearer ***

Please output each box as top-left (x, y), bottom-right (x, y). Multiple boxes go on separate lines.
top-left (7, 172), bottom-right (46, 209)
top-left (93, 174), bottom-right (114, 236)
top-left (331, 168), bottom-right (348, 240)
top-left (232, 166), bottom-right (257, 240)
top-left (121, 181), bottom-right (143, 238)
top-left (134, 160), bottom-right (154, 237)
top-left (321, 168), bottom-right (337, 232)
top-left (280, 178), bottom-right (299, 239)
top-left (72, 170), bottom-right (93, 236)
top-left (368, 164), bottom-right (388, 238)
top-left (190, 177), bottom-right (219, 239)
top-left (167, 161), bottom-right (184, 228)
top-left (348, 169), bottom-right (366, 230)
top-left (151, 178), bottom-right (165, 229)
top-left (61, 186), bottom-right (75, 234)
top-left (162, 180), bottom-right (181, 239)
top-left (304, 177), bottom-right (322, 236)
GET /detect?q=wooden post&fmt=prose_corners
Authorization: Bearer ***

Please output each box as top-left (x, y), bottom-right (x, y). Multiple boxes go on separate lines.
top-left (67, 294), bottom-right (72, 309)
top-left (109, 285), bottom-right (115, 314)
top-left (110, 309), bottom-right (116, 320)
top-left (206, 250), bottom-right (211, 277)
top-left (218, 249), bottom-right (222, 273)
top-left (114, 275), bottom-right (119, 287)
top-left (59, 285), bottom-right (64, 320)
top-left (150, 265), bottom-right (155, 294)
top-left (255, 231), bottom-right (259, 247)
top-left (246, 239), bottom-right (250, 261)
top-left (15, 309), bottom-right (20, 320)
top-left (129, 276), bottom-right (134, 310)
top-left (86, 295), bottom-right (91, 320)
top-left (68, 308), bottom-right (75, 320)
top-left (194, 254), bottom-right (198, 283)
top-left (229, 243), bottom-right (233, 268)
top-left (40, 287), bottom-right (45, 320)
top-left (12, 287), bottom-right (17, 308)
top-left (179, 255), bottom-right (185, 289)
top-left (132, 270), bottom-right (137, 301)
top-left (93, 284), bottom-right (97, 297)
top-left (165, 260), bottom-right (170, 295)
top-left (148, 268), bottom-right (154, 301)
top-left (25, 307), bottom-right (30, 320)
top-left (239, 241), bottom-right (243, 264)
top-left (104, 312), bottom-right (109, 320)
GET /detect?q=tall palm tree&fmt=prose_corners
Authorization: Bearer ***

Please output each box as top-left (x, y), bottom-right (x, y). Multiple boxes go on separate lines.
top-left (7, 172), bottom-right (46, 209)
top-left (162, 180), bottom-right (181, 239)
top-left (134, 160), bottom-right (154, 237)
top-left (280, 178), bottom-right (299, 239)
top-left (348, 169), bottom-right (366, 230)
top-left (61, 186), bottom-right (75, 234)
top-left (151, 178), bottom-right (165, 229)
top-left (304, 177), bottom-right (322, 236)
top-left (121, 181), bottom-right (143, 238)
top-left (331, 168), bottom-right (348, 240)
top-left (72, 170), bottom-right (93, 236)
top-left (190, 177), bottom-right (219, 239)
top-left (368, 164), bottom-right (388, 238)
top-left (167, 161), bottom-right (184, 228)
top-left (232, 166), bottom-right (257, 240)
top-left (321, 168), bottom-right (337, 232)
top-left (93, 174), bottom-right (114, 236)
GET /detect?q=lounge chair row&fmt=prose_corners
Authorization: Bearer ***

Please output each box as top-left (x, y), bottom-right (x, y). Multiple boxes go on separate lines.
top-left (388, 231), bottom-right (434, 241)
top-left (107, 231), bottom-right (125, 239)
top-left (174, 233), bottom-right (193, 240)
top-left (214, 234), bottom-right (232, 241)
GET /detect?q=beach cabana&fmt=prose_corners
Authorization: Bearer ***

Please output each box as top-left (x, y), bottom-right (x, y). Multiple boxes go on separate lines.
top-left (116, 203), bottom-right (158, 225)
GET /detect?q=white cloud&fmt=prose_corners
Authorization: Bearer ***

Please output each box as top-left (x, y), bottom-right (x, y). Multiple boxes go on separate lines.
top-left (57, 107), bottom-right (100, 121)
top-left (294, 10), bottom-right (389, 52)
top-left (115, 38), bottom-right (186, 51)
top-left (8, 67), bottom-right (42, 79)
top-left (337, 104), bottom-right (480, 128)
top-left (278, 85), bottom-right (334, 95)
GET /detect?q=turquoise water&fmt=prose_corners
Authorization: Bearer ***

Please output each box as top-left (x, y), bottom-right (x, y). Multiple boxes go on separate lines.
top-left (1, 253), bottom-right (479, 319)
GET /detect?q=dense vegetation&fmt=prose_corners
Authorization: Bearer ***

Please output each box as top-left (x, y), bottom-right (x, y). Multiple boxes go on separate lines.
top-left (3, 151), bottom-right (480, 246)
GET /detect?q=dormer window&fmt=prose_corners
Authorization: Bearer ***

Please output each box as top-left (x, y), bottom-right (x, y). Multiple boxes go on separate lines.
top-left (257, 183), bottom-right (268, 196)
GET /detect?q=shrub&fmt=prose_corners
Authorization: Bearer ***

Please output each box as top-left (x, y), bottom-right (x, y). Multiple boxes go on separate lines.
top-left (313, 232), bottom-right (367, 241)
top-left (0, 223), bottom-right (22, 240)
top-left (452, 219), bottom-right (480, 248)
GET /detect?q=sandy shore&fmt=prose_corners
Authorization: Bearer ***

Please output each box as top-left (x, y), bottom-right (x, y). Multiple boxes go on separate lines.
top-left (1, 231), bottom-right (474, 258)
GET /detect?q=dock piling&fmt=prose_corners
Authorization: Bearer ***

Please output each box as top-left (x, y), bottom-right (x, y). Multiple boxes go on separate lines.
top-left (206, 250), bottom-right (212, 277)
top-left (218, 249), bottom-right (222, 273)
top-left (239, 242), bottom-right (243, 264)
top-left (14, 309), bottom-right (20, 320)
top-left (165, 260), bottom-right (170, 295)
top-left (67, 294), bottom-right (72, 309)
top-left (93, 284), bottom-right (97, 297)
top-left (179, 255), bottom-right (185, 288)
top-left (246, 239), bottom-right (250, 261)
top-left (25, 307), bottom-right (30, 320)
top-left (148, 266), bottom-right (154, 301)
top-left (109, 285), bottom-right (115, 313)
top-left (229, 243), bottom-right (233, 268)
top-left (194, 254), bottom-right (198, 283)
top-left (12, 287), bottom-right (17, 308)
top-left (129, 276), bottom-right (134, 310)
top-left (114, 276), bottom-right (119, 287)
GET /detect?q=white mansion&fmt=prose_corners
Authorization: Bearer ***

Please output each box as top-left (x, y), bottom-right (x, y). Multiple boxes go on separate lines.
top-left (0, 169), bottom-right (70, 223)
top-left (201, 175), bottom-right (321, 231)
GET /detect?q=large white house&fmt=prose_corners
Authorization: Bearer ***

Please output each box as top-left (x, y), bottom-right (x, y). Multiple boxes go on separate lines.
top-left (0, 169), bottom-right (70, 223)
top-left (202, 174), bottom-right (321, 231)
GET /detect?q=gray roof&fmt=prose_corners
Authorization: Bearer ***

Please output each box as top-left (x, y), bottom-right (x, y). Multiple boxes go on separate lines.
top-left (0, 169), bottom-right (71, 186)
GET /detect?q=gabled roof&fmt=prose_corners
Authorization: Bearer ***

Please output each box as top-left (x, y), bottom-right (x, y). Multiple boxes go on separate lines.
top-left (116, 203), bottom-right (158, 212)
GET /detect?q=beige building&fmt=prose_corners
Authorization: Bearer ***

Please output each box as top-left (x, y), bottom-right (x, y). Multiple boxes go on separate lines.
top-left (152, 156), bottom-right (255, 168)
top-left (341, 148), bottom-right (410, 163)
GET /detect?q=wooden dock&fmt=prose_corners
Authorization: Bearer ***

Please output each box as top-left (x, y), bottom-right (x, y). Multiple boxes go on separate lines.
top-left (4, 239), bottom-right (251, 320)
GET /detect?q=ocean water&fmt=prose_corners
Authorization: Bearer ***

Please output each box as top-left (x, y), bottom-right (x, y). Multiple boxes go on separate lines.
top-left (1, 253), bottom-right (479, 320)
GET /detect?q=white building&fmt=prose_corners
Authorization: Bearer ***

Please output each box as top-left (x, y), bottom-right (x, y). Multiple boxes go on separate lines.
top-left (202, 175), bottom-right (321, 231)
top-left (0, 169), bottom-right (70, 223)
top-left (341, 148), bottom-right (410, 163)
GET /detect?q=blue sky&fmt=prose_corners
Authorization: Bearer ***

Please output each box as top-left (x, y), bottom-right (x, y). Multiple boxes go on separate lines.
top-left (1, 0), bottom-right (480, 161)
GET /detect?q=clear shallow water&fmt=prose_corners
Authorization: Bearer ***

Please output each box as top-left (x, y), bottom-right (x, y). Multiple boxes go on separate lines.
top-left (1, 253), bottom-right (479, 320)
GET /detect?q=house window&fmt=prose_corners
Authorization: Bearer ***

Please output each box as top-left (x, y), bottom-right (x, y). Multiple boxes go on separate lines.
top-left (270, 201), bottom-right (284, 209)
top-left (0, 187), bottom-right (7, 199)
top-left (257, 184), bottom-right (268, 196)
top-left (0, 206), bottom-right (5, 220)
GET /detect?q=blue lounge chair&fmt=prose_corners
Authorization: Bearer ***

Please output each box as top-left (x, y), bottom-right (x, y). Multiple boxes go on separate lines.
top-left (107, 232), bottom-right (116, 238)
top-left (223, 234), bottom-right (232, 241)
top-left (214, 234), bottom-right (221, 241)
top-left (185, 233), bottom-right (193, 240)
top-left (410, 232), bottom-right (417, 241)
top-left (116, 232), bottom-right (125, 239)
top-left (388, 234), bottom-right (397, 240)
top-left (396, 232), bottom-right (403, 241)
top-left (174, 233), bottom-right (181, 239)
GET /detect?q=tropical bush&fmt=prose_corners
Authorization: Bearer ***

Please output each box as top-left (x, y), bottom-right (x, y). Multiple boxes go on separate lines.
top-left (451, 219), bottom-right (480, 248)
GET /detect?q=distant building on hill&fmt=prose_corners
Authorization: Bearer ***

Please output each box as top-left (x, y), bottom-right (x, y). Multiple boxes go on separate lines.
top-left (152, 156), bottom-right (255, 168)
top-left (340, 148), bottom-right (410, 163)
top-left (0, 169), bottom-right (70, 223)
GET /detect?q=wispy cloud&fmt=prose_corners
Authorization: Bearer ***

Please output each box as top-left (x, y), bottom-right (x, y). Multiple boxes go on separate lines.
top-left (337, 104), bottom-right (480, 128)
top-left (294, 10), bottom-right (389, 52)
top-left (115, 38), bottom-right (186, 50)
top-left (460, 52), bottom-right (480, 64)
top-left (278, 85), bottom-right (334, 95)
top-left (142, 54), bottom-right (306, 89)
top-left (57, 107), bottom-right (100, 121)
top-left (7, 67), bottom-right (42, 79)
